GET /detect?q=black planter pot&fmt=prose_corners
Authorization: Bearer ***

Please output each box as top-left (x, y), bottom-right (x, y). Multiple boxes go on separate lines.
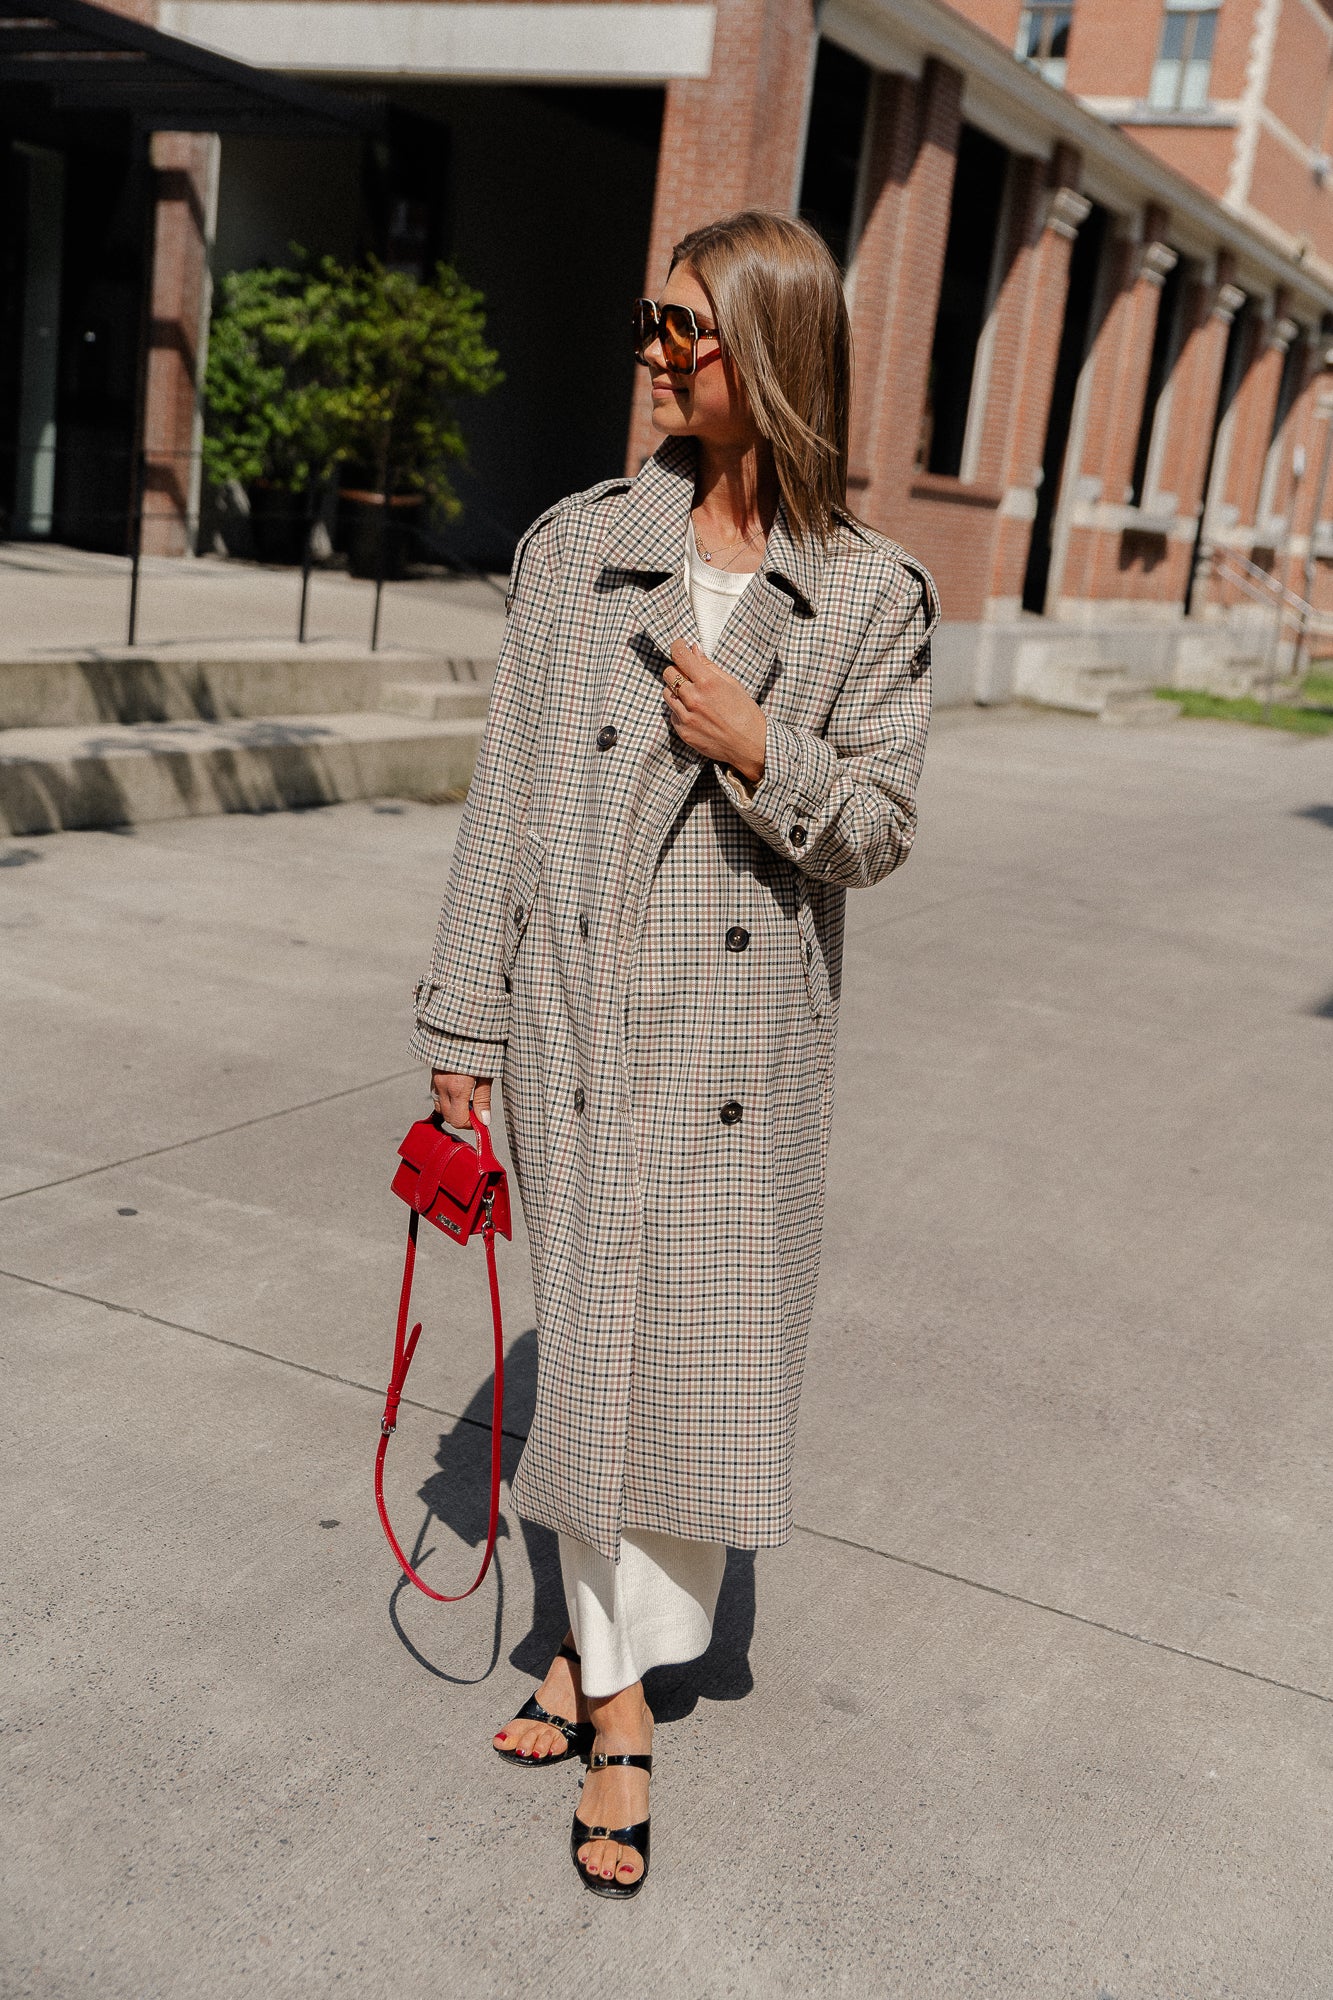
top-left (247, 482), bottom-right (310, 566)
top-left (339, 490), bottom-right (424, 580)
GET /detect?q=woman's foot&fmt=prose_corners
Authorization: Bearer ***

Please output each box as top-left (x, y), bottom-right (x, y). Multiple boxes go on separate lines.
top-left (493, 1633), bottom-right (588, 1762)
top-left (573, 1683), bottom-right (654, 1889)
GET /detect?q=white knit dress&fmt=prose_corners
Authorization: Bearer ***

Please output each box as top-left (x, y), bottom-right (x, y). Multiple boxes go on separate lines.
top-left (556, 526), bottom-right (757, 1697)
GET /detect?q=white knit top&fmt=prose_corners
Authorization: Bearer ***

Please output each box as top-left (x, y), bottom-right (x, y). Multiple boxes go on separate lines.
top-left (684, 521), bottom-right (758, 657)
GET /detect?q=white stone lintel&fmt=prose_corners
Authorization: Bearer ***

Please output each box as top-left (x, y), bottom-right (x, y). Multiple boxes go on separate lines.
top-left (156, 1), bottom-right (717, 82)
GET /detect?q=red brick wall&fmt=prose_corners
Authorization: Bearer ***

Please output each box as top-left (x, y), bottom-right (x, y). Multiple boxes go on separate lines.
top-left (980, 151), bottom-right (1085, 608)
top-left (847, 63), bottom-right (999, 617)
top-left (141, 132), bottom-right (214, 558)
top-left (1127, 127), bottom-right (1234, 204)
top-left (626, 0), bottom-right (818, 468)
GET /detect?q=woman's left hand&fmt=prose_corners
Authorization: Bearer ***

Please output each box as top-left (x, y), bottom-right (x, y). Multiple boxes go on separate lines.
top-left (664, 638), bottom-right (767, 787)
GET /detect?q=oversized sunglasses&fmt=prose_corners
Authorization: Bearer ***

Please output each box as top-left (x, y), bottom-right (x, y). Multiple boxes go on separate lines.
top-left (632, 298), bottom-right (722, 375)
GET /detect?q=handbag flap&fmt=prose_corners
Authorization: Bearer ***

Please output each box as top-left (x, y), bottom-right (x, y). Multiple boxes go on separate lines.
top-left (395, 1118), bottom-right (492, 1227)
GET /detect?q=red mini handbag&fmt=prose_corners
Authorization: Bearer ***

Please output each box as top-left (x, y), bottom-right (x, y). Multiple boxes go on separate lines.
top-left (375, 1107), bottom-right (512, 1601)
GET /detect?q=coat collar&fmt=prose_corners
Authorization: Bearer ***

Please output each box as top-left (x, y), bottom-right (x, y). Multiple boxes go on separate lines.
top-left (601, 435), bottom-right (826, 616)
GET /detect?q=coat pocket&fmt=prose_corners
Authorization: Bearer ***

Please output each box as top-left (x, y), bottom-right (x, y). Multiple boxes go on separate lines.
top-left (796, 897), bottom-right (830, 1020)
top-left (502, 837), bottom-right (545, 977)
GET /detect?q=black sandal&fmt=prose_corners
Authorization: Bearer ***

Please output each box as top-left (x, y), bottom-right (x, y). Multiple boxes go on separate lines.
top-left (493, 1643), bottom-right (593, 1767)
top-left (570, 1752), bottom-right (652, 1899)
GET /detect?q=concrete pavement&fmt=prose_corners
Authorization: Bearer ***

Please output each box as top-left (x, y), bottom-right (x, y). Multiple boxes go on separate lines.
top-left (0, 541), bottom-right (509, 662)
top-left (3, 707), bottom-right (1332, 1998)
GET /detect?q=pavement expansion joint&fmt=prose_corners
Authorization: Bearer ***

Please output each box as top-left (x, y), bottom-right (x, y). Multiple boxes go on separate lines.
top-left (795, 1523), bottom-right (1333, 1711)
top-left (0, 1066), bottom-right (420, 1203)
top-left (0, 1262), bottom-right (533, 1448)
top-left (7, 1261), bottom-right (1328, 1716)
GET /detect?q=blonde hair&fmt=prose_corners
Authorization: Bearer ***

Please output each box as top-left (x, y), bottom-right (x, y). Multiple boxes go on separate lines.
top-left (670, 210), bottom-right (852, 545)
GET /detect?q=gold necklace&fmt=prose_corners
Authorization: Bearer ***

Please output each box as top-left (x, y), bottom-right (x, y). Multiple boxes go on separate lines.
top-left (693, 514), bottom-right (763, 569)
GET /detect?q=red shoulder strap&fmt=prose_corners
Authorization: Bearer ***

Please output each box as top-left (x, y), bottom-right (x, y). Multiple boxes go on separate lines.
top-left (374, 1135), bottom-right (505, 1602)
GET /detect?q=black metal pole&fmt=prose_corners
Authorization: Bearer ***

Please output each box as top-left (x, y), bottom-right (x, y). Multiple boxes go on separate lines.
top-left (298, 482), bottom-right (318, 643)
top-left (370, 477), bottom-right (390, 653)
top-left (127, 448), bottom-right (146, 647)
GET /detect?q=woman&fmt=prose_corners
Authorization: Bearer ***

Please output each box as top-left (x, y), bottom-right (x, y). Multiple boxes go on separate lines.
top-left (411, 209), bottom-right (937, 1898)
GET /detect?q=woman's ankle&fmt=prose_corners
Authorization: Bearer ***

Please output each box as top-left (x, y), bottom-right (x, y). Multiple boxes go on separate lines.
top-left (586, 1681), bottom-right (652, 1741)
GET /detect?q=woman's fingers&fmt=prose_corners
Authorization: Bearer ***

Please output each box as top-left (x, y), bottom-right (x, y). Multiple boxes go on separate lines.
top-left (431, 1069), bottom-right (487, 1129)
top-left (669, 636), bottom-right (708, 679)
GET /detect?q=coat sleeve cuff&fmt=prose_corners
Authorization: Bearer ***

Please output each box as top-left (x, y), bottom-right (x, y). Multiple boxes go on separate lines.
top-left (716, 719), bottom-right (837, 859)
top-left (409, 1022), bottom-right (506, 1077)
top-left (411, 976), bottom-right (509, 1075)
top-left (413, 976), bottom-right (510, 1043)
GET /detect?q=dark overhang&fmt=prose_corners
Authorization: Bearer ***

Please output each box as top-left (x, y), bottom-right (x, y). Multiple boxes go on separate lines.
top-left (0, 0), bottom-right (383, 135)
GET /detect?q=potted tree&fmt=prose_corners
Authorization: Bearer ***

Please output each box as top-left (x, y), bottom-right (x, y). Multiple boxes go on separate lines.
top-left (202, 260), bottom-right (342, 564)
top-left (309, 256), bottom-right (501, 578)
top-left (203, 253), bottom-right (500, 575)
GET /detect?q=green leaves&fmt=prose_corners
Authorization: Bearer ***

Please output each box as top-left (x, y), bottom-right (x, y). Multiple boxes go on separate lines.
top-left (202, 252), bottom-right (502, 514)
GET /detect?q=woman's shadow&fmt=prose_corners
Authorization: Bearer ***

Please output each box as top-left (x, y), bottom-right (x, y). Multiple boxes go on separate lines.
top-left (402, 1326), bottom-right (757, 1716)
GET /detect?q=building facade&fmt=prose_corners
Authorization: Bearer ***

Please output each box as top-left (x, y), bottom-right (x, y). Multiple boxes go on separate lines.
top-left (8, 0), bottom-right (1333, 698)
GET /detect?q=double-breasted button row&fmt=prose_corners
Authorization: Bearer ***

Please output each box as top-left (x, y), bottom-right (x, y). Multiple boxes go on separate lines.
top-left (596, 724), bottom-right (618, 751)
top-left (725, 925), bottom-right (750, 953)
top-left (719, 1100), bottom-right (743, 1126)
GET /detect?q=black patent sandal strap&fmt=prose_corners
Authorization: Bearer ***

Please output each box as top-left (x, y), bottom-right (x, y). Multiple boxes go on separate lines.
top-left (558, 1641), bottom-right (581, 1663)
top-left (588, 1752), bottom-right (652, 1773)
top-left (513, 1694), bottom-right (581, 1744)
top-left (573, 1816), bottom-right (650, 1848)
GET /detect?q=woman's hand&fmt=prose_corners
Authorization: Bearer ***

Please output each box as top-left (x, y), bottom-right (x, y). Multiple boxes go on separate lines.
top-left (664, 639), bottom-right (767, 787)
top-left (431, 1071), bottom-right (492, 1130)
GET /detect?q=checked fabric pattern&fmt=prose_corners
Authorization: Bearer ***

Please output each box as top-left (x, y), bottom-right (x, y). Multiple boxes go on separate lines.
top-left (411, 437), bottom-right (936, 1561)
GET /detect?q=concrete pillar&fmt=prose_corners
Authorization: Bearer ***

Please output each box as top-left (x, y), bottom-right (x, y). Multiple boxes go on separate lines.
top-left (846, 60), bottom-right (963, 529)
top-left (626, 0), bottom-right (818, 468)
top-left (140, 131), bottom-right (218, 557)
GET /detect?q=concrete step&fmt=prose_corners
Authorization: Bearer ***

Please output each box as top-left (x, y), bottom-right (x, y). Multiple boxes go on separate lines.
top-left (0, 647), bottom-right (495, 729)
top-left (1100, 692), bottom-right (1183, 726)
top-left (378, 679), bottom-right (492, 721)
top-left (1024, 668), bottom-right (1137, 716)
top-left (0, 711), bottom-right (483, 834)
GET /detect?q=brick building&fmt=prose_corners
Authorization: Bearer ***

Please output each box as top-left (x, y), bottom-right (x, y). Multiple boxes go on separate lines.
top-left (7, 0), bottom-right (1333, 698)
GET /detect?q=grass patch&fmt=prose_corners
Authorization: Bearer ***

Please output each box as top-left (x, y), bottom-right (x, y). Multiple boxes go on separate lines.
top-left (1154, 680), bottom-right (1333, 736)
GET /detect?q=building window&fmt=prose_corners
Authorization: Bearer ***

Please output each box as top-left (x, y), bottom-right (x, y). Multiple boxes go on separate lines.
top-left (798, 41), bottom-right (873, 273)
top-left (1147, 1), bottom-right (1218, 112)
top-left (1015, 3), bottom-right (1073, 87)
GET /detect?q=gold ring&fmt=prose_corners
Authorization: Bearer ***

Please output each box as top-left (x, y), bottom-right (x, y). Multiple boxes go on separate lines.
top-left (672, 675), bottom-right (684, 696)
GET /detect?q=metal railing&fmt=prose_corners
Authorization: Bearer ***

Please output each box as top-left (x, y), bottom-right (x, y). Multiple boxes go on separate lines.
top-left (1, 440), bottom-right (511, 652)
top-left (1199, 541), bottom-right (1333, 698)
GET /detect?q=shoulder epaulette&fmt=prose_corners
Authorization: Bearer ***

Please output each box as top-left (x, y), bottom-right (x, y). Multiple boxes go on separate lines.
top-left (505, 477), bottom-right (635, 609)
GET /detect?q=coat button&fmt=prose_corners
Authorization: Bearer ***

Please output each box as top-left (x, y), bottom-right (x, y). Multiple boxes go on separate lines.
top-left (719, 1099), bottom-right (743, 1126)
top-left (725, 925), bottom-right (750, 953)
top-left (596, 724), bottom-right (618, 750)
top-left (574, 1085), bottom-right (586, 1113)
top-left (513, 902), bottom-right (525, 925)
top-left (805, 940), bottom-right (814, 963)
top-left (790, 824), bottom-right (808, 848)
top-left (578, 913), bottom-right (589, 939)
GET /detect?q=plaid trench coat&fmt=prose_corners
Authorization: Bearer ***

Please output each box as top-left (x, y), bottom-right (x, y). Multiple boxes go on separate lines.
top-left (411, 437), bottom-right (937, 1562)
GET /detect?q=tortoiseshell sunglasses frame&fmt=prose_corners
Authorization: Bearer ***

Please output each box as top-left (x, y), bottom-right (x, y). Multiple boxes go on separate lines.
top-left (632, 298), bottom-right (722, 376)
